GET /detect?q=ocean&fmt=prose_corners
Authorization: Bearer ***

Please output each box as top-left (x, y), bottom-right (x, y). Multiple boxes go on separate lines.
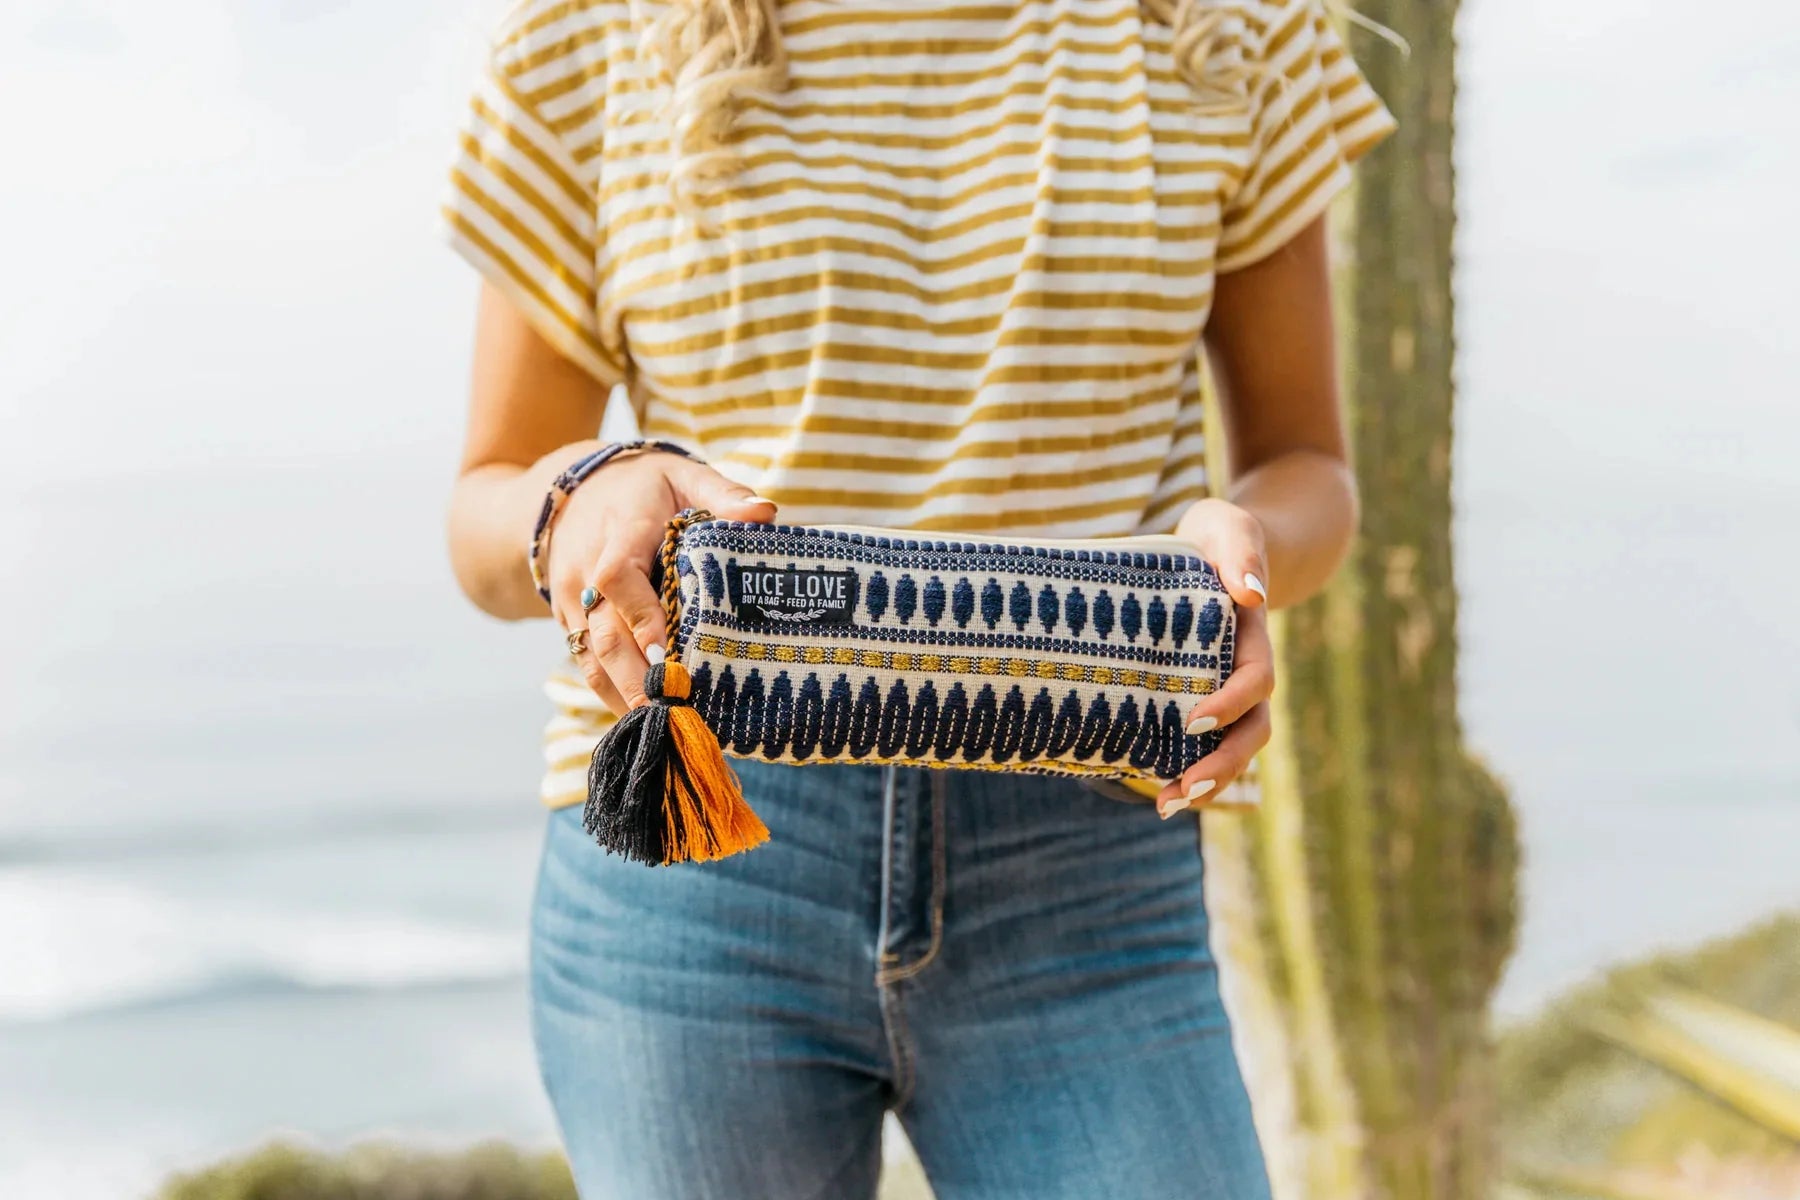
top-left (2, 0), bottom-right (1797, 1196)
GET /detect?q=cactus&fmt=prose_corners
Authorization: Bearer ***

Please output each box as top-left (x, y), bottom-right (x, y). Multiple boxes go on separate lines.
top-left (1202, 1), bottom-right (1521, 1196)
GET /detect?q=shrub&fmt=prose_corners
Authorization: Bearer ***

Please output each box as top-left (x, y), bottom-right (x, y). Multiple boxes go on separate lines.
top-left (154, 1141), bottom-right (576, 1200)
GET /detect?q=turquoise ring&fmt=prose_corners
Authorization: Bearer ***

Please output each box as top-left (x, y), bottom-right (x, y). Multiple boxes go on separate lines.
top-left (579, 586), bottom-right (602, 612)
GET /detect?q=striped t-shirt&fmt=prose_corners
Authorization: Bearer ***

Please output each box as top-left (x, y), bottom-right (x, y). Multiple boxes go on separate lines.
top-left (442, 0), bottom-right (1393, 807)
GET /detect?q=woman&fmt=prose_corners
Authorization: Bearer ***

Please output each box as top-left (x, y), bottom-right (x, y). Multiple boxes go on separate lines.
top-left (442, 0), bottom-right (1392, 1192)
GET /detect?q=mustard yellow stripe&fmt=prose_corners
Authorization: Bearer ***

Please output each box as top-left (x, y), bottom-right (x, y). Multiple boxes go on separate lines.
top-left (749, 73), bottom-right (1220, 125)
top-left (495, 0), bottom-right (596, 54)
top-left (1224, 62), bottom-right (1333, 226)
top-left (635, 265), bottom-right (1016, 323)
top-left (649, 383), bottom-right (1181, 438)
top-left (1338, 115), bottom-right (1396, 165)
top-left (780, 1), bottom-right (1123, 38)
top-left (692, 633), bottom-right (1223, 696)
top-left (1325, 72), bottom-right (1368, 106)
top-left (1141, 480), bottom-right (1210, 529)
top-left (1268, 35), bottom-right (1334, 123)
top-left (880, 490), bottom-right (1157, 532)
top-left (1224, 133), bottom-right (1342, 256)
top-left (501, 16), bottom-right (633, 77)
top-left (616, 194), bottom-right (1070, 258)
top-left (640, 330), bottom-right (1186, 392)
top-left (1237, 11), bottom-right (1335, 135)
top-left (616, 236), bottom-right (1214, 321)
top-left (604, 178), bottom-right (1209, 298)
top-left (1159, 448), bottom-right (1209, 481)
top-left (441, 207), bottom-right (624, 378)
top-left (630, 295), bottom-right (1189, 358)
top-left (1250, 92), bottom-right (1333, 200)
top-left (614, 189), bottom-right (1216, 273)
top-left (522, 57), bottom-right (611, 114)
top-left (1169, 401), bottom-right (1209, 437)
top-left (590, 55), bottom-right (1197, 108)
top-left (614, 211), bottom-right (1217, 301)
top-left (575, 64), bottom-right (1215, 158)
top-left (633, 279), bottom-right (1210, 346)
top-left (448, 169), bottom-right (595, 300)
top-left (611, 200), bottom-right (1217, 313)
top-left (596, 128), bottom-right (1240, 197)
top-left (628, 438), bottom-right (1166, 533)
top-left (615, 231), bottom-right (997, 301)
top-left (469, 93), bottom-right (590, 212)
top-left (784, 22), bottom-right (1143, 66)
top-left (540, 90), bottom-right (617, 142)
top-left (669, 372), bottom-right (1181, 426)
top-left (746, 453), bottom-right (1173, 508)
top-left (1260, 0), bottom-right (1313, 65)
top-left (668, 262), bottom-right (1206, 323)
top-left (456, 130), bottom-right (587, 255)
top-left (727, 110), bottom-right (1225, 156)
top-left (632, 300), bottom-right (1201, 366)
top-left (718, 413), bottom-right (1182, 475)
top-left (1330, 98), bottom-right (1386, 140)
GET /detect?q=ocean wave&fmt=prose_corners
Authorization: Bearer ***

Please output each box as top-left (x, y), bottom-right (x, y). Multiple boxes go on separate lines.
top-left (0, 872), bottom-right (525, 1024)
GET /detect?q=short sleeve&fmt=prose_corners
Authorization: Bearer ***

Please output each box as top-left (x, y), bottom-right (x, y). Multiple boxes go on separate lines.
top-left (439, 8), bottom-right (624, 386)
top-left (1216, 0), bottom-right (1397, 273)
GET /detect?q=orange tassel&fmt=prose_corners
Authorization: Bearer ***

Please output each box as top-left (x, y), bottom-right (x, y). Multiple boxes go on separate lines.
top-left (659, 663), bottom-right (767, 861)
top-left (585, 659), bottom-right (768, 865)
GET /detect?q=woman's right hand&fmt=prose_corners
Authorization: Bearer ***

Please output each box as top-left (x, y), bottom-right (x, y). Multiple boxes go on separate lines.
top-left (546, 450), bottom-right (778, 716)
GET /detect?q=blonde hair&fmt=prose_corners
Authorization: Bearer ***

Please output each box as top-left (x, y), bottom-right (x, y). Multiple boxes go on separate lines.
top-left (640, 0), bottom-right (1253, 219)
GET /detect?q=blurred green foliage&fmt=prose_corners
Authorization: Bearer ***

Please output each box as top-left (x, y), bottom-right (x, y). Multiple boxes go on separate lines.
top-left (154, 1142), bottom-right (576, 1200)
top-left (1500, 913), bottom-right (1800, 1195)
top-left (153, 1139), bottom-right (935, 1200)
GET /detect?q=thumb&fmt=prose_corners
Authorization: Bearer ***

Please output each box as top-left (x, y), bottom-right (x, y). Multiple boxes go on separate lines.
top-left (674, 460), bottom-right (780, 524)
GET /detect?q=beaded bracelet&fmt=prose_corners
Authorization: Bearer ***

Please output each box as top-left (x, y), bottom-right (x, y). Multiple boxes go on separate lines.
top-left (528, 439), bottom-right (702, 607)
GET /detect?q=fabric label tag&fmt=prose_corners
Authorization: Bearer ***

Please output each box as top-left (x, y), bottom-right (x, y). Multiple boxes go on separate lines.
top-left (730, 563), bottom-right (858, 626)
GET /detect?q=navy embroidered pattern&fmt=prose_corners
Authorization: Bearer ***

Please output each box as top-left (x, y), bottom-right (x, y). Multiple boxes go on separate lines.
top-left (660, 516), bottom-right (1236, 783)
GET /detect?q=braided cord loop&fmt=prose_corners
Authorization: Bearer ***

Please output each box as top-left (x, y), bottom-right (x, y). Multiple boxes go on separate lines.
top-left (658, 508), bottom-right (713, 664)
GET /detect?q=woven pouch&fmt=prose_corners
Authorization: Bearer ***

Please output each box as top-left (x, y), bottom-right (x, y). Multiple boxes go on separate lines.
top-left (585, 511), bottom-right (1237, 864)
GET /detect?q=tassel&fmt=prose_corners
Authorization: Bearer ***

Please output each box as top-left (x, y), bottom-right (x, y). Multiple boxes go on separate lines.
top-left (584, 660), bottom-right (769, 865)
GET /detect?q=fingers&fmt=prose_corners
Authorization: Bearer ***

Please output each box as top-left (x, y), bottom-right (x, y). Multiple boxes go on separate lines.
top-left (567, 623), bottom-right (630, 717)
top-left (543, 451), bottom-right (771, 714)
top-left (673, 459), bottom-right (780, 524)
top-left (553, 584), bottom-right (630, 716)
top-left (586, 553), bottom-right (668, 708)
top-left (1175, 497), bottom-right (1268, 608)
top-left (1156, 700), bottom-right (1271, 817)
top-left (1170, 605), bottom-right (1273, 813)
top-left (1182, 604), bottom-right (1272, 736)
top-left (1225, 554), bottom-right (1270, 610)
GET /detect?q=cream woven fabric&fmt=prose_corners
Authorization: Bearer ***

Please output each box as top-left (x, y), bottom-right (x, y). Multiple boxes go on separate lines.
top-left (668, 520), bottom-right (1235, 783)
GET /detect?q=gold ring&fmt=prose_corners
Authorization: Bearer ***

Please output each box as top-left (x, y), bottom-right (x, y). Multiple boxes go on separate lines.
top-left (566, 628), bottom-right (589, 657)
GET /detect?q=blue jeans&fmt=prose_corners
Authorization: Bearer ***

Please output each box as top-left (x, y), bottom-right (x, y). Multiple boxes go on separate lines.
top-left (530, 759), bottom-right (1270, 1200)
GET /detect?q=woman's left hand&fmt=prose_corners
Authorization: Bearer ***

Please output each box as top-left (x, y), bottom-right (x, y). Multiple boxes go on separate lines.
top-left (1158, 498), bottom-right (1277, 817)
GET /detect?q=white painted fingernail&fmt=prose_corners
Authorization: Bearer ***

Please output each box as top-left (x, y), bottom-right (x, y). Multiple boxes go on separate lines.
top-left (1186, 714), bottom-right (1219, 735)
top-left (645, 644), bottom-right (666, 665)
top-left (1243, 573), bottom-right (1267, 601)
top-left (1184, 778), bottom-right (1218, 803)
top-left (746, 494), bottom-right (778, 507)
top-left (1159, 798), bottom-right (1187, 820)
